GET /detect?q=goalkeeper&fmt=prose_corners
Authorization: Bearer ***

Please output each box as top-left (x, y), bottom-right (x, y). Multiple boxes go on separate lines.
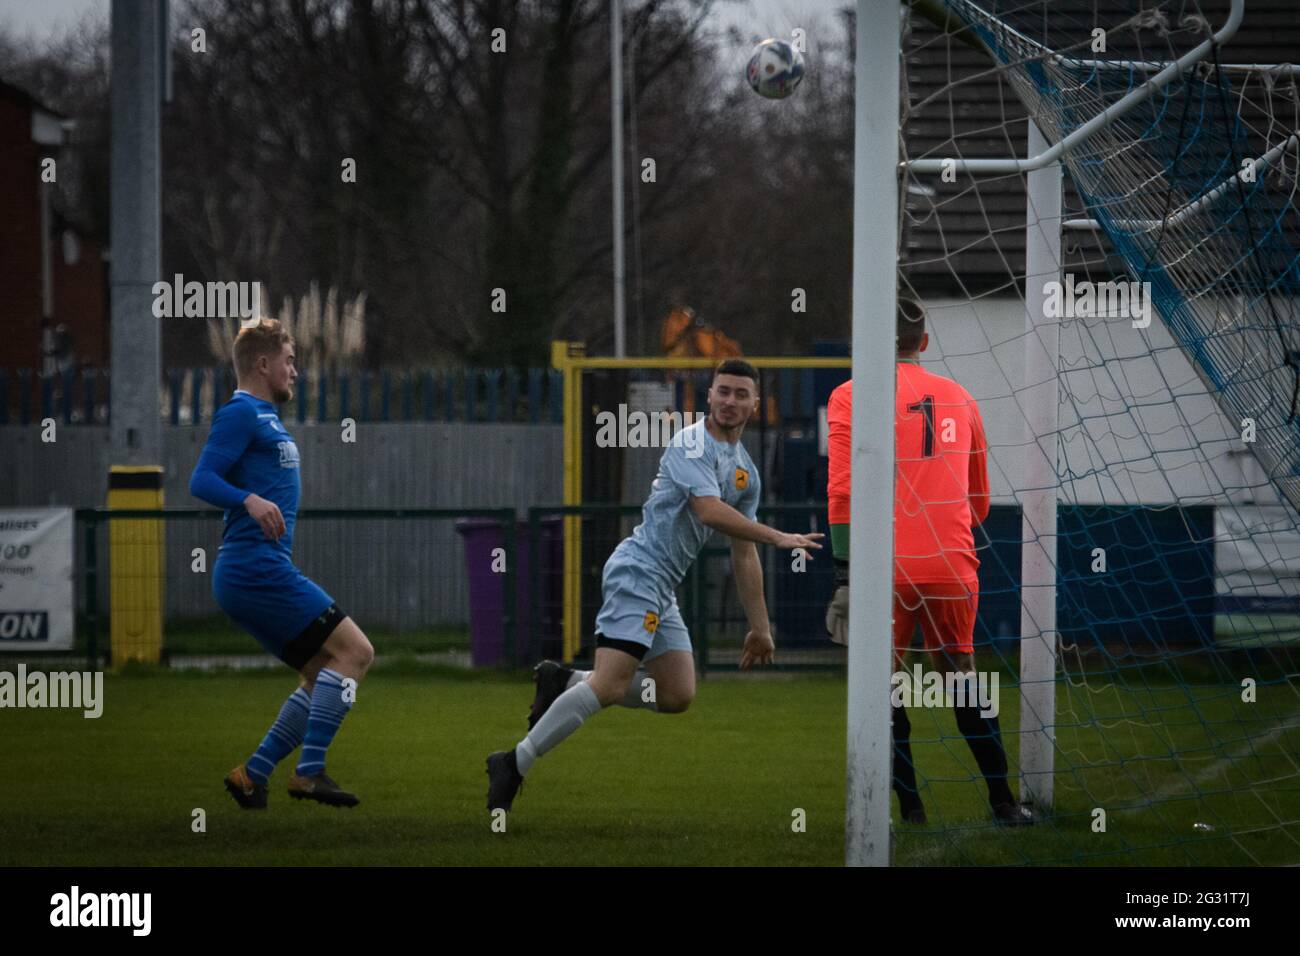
top-left (825, 297), bottom-right (1033, 826)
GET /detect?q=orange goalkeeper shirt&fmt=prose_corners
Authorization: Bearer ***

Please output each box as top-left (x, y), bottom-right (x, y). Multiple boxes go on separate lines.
top-left (826, 362), bottom-right (990, 585)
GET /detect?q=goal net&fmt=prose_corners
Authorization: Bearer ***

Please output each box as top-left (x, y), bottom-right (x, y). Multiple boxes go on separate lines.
top-left (897, 0), bottom-right (1300, 863)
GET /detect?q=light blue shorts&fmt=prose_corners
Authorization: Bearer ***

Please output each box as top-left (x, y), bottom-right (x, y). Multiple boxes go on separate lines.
top-left (593, 560), bottom-right (692, 662)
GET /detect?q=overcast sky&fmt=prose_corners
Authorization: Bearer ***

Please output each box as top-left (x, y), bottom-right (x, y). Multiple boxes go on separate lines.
top-left (0, 0), bottom-right (105, 39)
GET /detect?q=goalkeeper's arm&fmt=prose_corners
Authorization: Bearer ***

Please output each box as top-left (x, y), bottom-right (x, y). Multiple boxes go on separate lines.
top-left (826, 381), bottom-right (853, 642)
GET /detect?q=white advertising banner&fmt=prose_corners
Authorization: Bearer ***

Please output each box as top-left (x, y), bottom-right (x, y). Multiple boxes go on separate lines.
top-left (0, 509), bottom-right (75, 651)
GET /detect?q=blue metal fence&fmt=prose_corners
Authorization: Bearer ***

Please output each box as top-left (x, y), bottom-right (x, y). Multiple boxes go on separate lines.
top-left (3, 365), bottom-right (843, 428)
top-left (2, 367), bottom-right (566, 426)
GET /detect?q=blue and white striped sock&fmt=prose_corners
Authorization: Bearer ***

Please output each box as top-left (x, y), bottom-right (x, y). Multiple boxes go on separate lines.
top-left (246, 687), bottom-right (311, 785)
top-left (295, 669), bottom-right (353, 777)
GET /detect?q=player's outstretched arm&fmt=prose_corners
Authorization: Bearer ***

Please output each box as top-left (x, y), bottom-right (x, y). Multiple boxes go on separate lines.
top-left (688, 494), bottom-right (825, 554)
top-left (731, 539), bottom-right (775, 669)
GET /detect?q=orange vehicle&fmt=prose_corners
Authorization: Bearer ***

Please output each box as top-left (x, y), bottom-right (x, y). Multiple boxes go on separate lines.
top-left (660, 306), bottom-right (774, 422)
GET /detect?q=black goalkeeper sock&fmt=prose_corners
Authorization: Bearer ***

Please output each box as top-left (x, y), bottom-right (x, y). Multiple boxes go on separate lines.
top-left (892, 701), bottom-right (923, 814)
top-left (954, 701), bottom-right (1015, 807)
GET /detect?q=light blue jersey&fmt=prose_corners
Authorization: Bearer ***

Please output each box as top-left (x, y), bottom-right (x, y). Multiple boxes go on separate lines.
top-left (595, 419), bottom-right (760, 658)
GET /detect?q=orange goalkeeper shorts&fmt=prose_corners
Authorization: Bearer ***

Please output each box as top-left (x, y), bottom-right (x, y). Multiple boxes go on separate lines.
top-left (892, 580), bottom-right (978, 656)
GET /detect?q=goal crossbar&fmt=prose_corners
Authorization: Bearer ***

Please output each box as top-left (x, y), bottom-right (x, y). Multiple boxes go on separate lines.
top-left (905, 0), bottom-right (1244, 175)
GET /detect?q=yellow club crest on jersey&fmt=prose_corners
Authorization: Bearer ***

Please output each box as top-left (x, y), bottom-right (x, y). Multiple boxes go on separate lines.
top-left (643, 611), bottom-right (659, 634)
top-left (735, 468), bottom-right (750, 490)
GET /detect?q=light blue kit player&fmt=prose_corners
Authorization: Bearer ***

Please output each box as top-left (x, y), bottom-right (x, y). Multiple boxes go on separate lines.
top-left (487, 359), bottom-right (824, 812)
top-left (189, 320), bottom-right (374, 811)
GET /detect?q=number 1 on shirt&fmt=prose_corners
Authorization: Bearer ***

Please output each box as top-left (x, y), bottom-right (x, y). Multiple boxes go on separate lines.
top-left (907, 395), bottom-right (935, 458)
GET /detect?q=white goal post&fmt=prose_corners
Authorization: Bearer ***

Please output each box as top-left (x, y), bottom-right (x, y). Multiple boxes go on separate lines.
top-left (846, 0), bottom-right (900, 868)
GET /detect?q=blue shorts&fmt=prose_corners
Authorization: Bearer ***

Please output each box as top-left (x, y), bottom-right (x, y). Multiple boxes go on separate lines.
top-left (593, 559), bottom-right (692, 662)
top-left (213, 545), bottom-right (336, 662)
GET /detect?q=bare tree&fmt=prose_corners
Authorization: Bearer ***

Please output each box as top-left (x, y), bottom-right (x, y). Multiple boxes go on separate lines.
top-left (5, 0), bottom-right (862, 368)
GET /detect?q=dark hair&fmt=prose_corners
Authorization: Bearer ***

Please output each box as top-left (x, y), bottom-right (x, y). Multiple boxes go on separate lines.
top-left (896, 297), bottom-right (926, 352)
top-left (714, 358), bottom-right (759, 384)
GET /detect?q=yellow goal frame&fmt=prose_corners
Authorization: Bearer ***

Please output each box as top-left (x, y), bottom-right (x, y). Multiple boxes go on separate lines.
top-left (550, 340), bottom-right (851, 661)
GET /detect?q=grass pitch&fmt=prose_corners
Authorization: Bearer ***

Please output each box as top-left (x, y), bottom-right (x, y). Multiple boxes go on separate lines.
top-left (2, 661), bottom-right (1298, 866)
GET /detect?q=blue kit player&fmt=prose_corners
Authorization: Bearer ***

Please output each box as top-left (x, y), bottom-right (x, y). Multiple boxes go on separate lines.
top-left (486, 359), bottom-right (824, 812)
top-left (189, 319), bottom-right (374, 809)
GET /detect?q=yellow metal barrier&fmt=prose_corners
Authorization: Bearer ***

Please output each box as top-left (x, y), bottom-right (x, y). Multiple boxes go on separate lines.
top-left (107, 465), bottom-right (165, 666)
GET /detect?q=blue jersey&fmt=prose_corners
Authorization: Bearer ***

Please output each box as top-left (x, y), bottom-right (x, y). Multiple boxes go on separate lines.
top-left (606, 418), bottom-right (760, 593)
top-left (189, 390), bottom-right (303, 554)
top-left (189, 390), bottom-right (334, 661)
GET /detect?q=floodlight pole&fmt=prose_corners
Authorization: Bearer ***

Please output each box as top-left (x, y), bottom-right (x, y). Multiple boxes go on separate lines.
top-left (1019, 121), bottom-right (1061, 809)
top-left (611, 0), bottom-right (627, 357)
top-left (109, 0), bottom-right (164, 463)
top-left (846, 0), bottom-right (897, 867)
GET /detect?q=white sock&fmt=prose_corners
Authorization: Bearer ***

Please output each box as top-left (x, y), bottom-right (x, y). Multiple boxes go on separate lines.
top-left (618, 668), bottom-right (658, 711)
top-left (515, 680), bottom-right (601, 776)
top-left (563, 667), bottom-right (654, 707)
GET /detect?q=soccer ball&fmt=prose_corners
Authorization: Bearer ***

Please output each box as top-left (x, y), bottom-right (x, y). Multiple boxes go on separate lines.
top-left (747, 38), bottom-right (805, 99)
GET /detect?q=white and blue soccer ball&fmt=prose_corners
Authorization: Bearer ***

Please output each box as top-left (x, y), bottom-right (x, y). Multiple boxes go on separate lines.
top-left (747, 38), bottom-right (805, 100)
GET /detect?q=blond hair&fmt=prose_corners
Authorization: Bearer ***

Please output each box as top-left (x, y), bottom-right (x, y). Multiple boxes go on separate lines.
top-left (233, 319), bottom-right (293, 379)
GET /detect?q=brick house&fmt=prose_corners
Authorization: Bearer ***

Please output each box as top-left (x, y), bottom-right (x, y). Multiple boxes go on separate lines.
top-left (0, 78), bottom-right (108, 375)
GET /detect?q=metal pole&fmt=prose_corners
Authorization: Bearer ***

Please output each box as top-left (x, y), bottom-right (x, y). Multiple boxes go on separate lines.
top-left (846, 0), bottom-right (897, 867)
top-left (502, 511), bottom-right (518, 669)
top-left (529, 506), bottom-right (542, 663)
top-left (84, 513), bottom-right (98, 671)
top-left (610, 0), bottom-right (626, 357)
top-left (109, 0), bottom-right (163, 464)
top-left (1019, 121), bottom-right (1060, 809)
